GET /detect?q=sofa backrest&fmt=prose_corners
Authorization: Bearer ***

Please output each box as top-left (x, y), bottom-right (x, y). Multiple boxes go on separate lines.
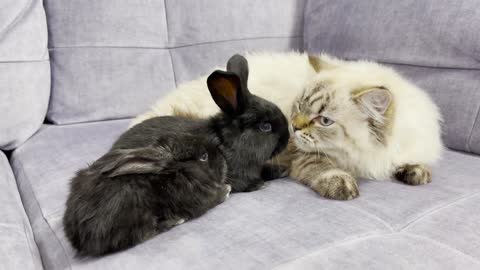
top-left (0, 0), bottom-right (50, 150)
top-left (43, 0), bottom-right (305, 125)
top-left (304, 0), bottom-right (480, 154)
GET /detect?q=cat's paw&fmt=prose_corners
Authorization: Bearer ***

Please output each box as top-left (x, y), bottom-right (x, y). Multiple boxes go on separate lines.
top-left (310, 171), bottom-right (359, 200)
top-left (394, 164), bottom-right (431, 185)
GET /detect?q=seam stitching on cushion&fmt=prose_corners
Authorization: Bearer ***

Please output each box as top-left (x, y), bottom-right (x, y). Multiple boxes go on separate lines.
top-left (4, 153), bottom-right (43, 269)
top-left (402, 233), bottom-right (480, 265)
top-left (337, 203), bottom-right (394, 232)
top-left (22, 220), bottom-right (41, 269)
top-left (271, 231), bottom-right (393, 269)
top-left (0, 0), bottom-right (34, 42)
top-left (11, 158), bottom-right (72, 270)
top-left (0, 59), bottom-right (49, 64)
top-left (378, 60), bottom-right (480, 71)
top-left (163, 0), bottom-right (177, 87)
top-left (6, 155), bottom-right (47, 269)
top-left (400, 192), bottom-right (480, 231)
top-left (466, 104), bottom-right (480, 152)
top-left (47, 35), bottom-right (303, 50)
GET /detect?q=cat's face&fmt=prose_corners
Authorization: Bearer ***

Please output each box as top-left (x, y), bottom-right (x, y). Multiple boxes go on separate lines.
top-left (290, 57), bottom-right (393, 155)
top-left (291, 82), bottom-right (363, 153)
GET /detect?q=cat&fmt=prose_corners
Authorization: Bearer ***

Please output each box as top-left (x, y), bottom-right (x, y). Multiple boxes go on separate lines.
top-left (285, 54), bottom-right (443, 200)
top-left (133, 52), bottom-right (443, 200)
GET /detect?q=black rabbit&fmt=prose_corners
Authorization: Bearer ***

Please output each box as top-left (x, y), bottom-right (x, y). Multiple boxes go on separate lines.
top-left (64, 132), bottom-right (230, 256)
top-left (117, 54), bottom-right (290, 191)
top-left (63, 54), bottom-right (290, 256)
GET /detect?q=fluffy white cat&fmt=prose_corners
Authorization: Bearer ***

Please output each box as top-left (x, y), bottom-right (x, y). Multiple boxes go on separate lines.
top-left (287, 55), bottom-right (443, 199)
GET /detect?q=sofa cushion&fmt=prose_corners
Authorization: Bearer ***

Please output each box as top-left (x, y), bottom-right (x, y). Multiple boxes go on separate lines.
top-left (10, 119), bottom-right (480, 269)
top-left (0, 151), bottom-right (43, 269)
top-left (166, 0), bottom-right (305, 84)
top-left (0, 0), bottom-right (50, 150)
top-left (304, 0), bottom-right (480, 154)
top-left (43, 0), bottom-right (304, 124)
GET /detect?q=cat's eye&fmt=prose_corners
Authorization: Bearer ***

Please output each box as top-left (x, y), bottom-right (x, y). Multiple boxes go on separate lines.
top-left (319, 116), bottom-right (335, 126)
top-left (259, 122), bottom-right (272, 132)
top-left (199, 153), bottom-right (208, 162)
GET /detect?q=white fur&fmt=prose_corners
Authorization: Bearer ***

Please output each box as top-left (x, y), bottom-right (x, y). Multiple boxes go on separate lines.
top-left (131, 52), bottom-right (315, 126)
top-left (296, 54), bottom-right (443, 180)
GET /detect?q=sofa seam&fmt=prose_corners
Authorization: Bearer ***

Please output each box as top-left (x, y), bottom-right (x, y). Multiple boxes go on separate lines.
top-left (271, 231), bottom-right (480, 269)
top-left (400, 191), bottom-right (480, 231)
top-left (466, 104), bottom-right (480, 152)
top-left (163, 0), bottom-right (177, 87)
top-left (11, 157), bottom-right (72, 270)
top-left (47, 35), bottom-right (303, 51)
top-left (271, 231), bottom-right (393, 269)
top-left (336, 203), bottom-right (394, 232)
top-left (402, 232), bottom-right (480, 265)
top-left (0, 0), bottom-right (34, 43)
top-left (22, 220), bottom-right (42, 270)
top-left (3, 153), bottom-right (44, 269)
top-left (0, 59), bottom-right (49, 64)
top-left (378, 60), bottom-right (480, 71)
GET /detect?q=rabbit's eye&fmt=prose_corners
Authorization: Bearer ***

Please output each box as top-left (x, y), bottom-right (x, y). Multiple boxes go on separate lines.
top-left (318, 116), bottom-right (335, 126)
top-left (259, 122), bottom-right (272, 132)
top-left (199, 153), bottom-right (208, 162)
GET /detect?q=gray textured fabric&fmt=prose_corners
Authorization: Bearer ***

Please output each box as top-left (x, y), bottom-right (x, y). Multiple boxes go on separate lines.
top-left (387, 64), bottom-right (480, 154)
top-left (170, 38), bottom-right (303, 84)
top-left (43, 0), bottom-right (304, 124)
top-left (0, 0), bottom-right (48, 61)
top-left (10, 119), bottom-right (130, 270)
top-left (43, 0), bottom-right (168, 48)
top-left (165, 0), bottom-right (304, 46)
top-left (48, 48), bottom-right (175, 124)
top-left (10, 119), bottom-right (480, 269)
top-left (0, 0), bottom-right (50, 150)
top-left (273, 234), bottom-right (480, 270)
top-left (304, 0), bottom-right (480, 154)
top-left (0, 151), bottom-right (43, 270)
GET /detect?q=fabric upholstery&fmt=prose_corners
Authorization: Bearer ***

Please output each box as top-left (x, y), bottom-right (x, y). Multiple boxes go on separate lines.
top-left (0, 151), bottom-right (43, 270)
top-left (304, 0), bottom-right (480, 154)
top-left (10, 119), bottom-right (480, 269)
top-left (44, 0), bottom-right (304, 124)
top-left (0, 0), bottom-right (50, 150)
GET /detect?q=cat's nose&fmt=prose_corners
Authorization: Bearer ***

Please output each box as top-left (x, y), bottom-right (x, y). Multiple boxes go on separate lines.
top-left (292, 124), bottom-right (302, 132)
top-left (292, 114), bottom-right (310, 132)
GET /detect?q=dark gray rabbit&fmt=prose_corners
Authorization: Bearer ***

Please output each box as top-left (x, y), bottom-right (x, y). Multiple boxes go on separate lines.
top-left (64, 132), bottom-right (230, 256)
top-left (63, 54), bottom-right (290, 256)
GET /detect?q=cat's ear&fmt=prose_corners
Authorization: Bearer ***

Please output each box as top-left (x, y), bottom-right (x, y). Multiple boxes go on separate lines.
top-left (308, 55), bottom-right (337, 73)
top-left (99, 148), bottom-right (172, 177)
top-left (353, 87), bottom-right (392, 121)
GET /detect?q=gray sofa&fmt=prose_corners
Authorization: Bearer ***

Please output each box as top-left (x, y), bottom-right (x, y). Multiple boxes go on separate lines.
top-left (1, 0), bottom-right (479, 269)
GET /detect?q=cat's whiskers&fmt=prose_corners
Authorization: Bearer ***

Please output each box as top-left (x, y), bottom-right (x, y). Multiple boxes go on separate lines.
top-left (314, 140), bottom-right (335, 167)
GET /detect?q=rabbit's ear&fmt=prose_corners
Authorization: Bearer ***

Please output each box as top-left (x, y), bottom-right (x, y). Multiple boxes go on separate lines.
top-left (226, 54), bottom-right (249, 89)
top-left (207, 70), bottom-right (247, 115)
top-left (99, 148), bottom-right (172, 178)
